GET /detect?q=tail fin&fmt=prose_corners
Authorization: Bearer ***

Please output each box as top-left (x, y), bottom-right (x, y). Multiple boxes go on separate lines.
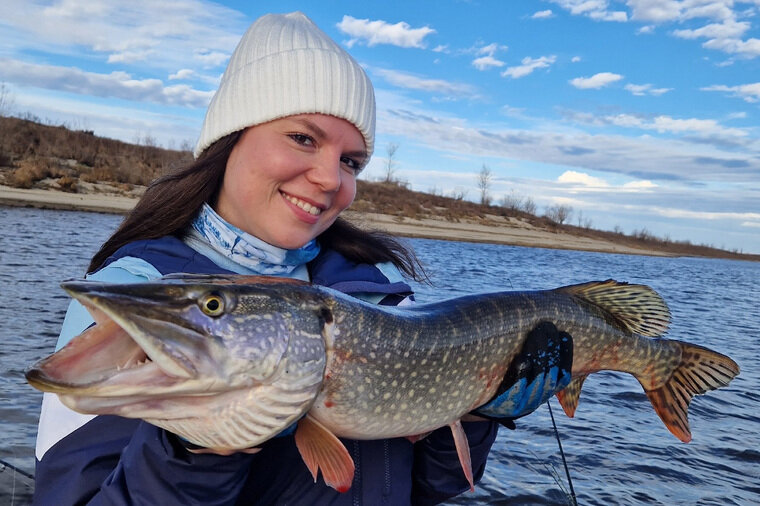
top-left (644, 342), bottom-right (739, 442)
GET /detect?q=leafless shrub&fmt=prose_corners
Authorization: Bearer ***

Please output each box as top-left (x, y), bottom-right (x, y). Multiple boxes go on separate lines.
top-left (545, 204), bottom-right (573, 224)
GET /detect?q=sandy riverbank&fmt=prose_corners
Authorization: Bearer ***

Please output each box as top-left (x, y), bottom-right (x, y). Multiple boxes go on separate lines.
top-left (0, 184), bottom-right (668, 257)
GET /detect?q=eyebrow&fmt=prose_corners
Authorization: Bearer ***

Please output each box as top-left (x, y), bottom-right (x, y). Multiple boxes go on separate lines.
top-left (292, 118), bottom-right (368, 161)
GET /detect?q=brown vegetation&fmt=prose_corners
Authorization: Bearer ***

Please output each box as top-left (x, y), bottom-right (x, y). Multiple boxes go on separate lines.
top-left (0, 115), bottom-right (191, 188)
top-left (1, 116), bottom-right (757, 261)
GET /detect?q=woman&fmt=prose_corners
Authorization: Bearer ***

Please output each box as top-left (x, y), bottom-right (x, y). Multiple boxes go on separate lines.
top-left (33, 12), bottom-right (570, 505)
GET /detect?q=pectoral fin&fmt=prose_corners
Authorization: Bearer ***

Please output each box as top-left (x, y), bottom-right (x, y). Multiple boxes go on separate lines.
top-left (294, 415), bottom-right (355, 493)
top-left (449, 420), bottom-right (474, 492)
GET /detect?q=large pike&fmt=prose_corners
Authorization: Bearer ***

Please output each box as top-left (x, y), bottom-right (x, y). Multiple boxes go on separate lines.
top-left (27, 275), bottom-right (739, 491)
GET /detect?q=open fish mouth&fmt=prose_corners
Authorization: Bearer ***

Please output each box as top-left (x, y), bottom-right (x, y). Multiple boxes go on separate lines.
top-left (26, 280), bottom-right (227, 412)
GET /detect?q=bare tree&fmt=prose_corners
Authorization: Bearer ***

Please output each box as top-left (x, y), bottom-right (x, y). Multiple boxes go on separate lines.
top-left (522, 197), bottom-right (536, 215)
top-left (545, 204), bottom-right (573, 224)
top-left (383, 142), bottom-right (398, 182)
top-left (450, 187), bottom-right (468, 200)
top-left (0, 82), bottom-right (15, 117)
top-left (577, 210), bottom-right (592, 229)
top-left (477, 163), bottom-right (492, 205)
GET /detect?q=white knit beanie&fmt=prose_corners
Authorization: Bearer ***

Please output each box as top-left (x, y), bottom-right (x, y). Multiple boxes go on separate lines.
top-left (194, 11), bottom-right (375, 159)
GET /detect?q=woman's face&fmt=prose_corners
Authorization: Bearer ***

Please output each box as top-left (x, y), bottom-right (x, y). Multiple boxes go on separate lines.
top-left (215, 114), bottom-right (367, 250)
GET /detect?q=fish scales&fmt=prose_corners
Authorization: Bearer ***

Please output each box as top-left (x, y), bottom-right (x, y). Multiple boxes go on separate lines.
top-left (311, 288), bottom-right (681, 439)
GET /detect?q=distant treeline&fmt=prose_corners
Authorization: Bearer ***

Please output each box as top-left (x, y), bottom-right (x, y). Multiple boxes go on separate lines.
top-left (0, 115), bottom-right (756, 260)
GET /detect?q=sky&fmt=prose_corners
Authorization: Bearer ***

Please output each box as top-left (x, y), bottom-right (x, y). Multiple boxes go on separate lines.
top-left (1, 1), bottom-right (759, 254)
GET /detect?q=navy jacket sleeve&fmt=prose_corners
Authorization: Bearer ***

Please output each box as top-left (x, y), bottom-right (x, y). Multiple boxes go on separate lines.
top-left (410, 421), bottom-right (499, 505)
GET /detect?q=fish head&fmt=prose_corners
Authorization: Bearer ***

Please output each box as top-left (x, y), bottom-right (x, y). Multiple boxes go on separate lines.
top-left (26, 274), bottom-right (331, 450)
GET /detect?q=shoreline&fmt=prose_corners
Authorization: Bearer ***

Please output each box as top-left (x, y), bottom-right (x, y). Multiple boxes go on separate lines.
top-left (0, 184), bottom-right (738, 259)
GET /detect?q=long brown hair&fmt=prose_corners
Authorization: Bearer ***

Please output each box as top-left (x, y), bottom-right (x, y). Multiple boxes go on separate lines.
top-left (88, 132), bottom-right (426, 281)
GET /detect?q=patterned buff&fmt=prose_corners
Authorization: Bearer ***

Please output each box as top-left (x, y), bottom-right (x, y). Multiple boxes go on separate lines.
top-left (190, 203), bottom-right (320, 275)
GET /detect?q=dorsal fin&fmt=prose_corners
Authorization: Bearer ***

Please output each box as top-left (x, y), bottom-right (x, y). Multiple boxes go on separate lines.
top-left (556, 280), bottom-right (670, 337)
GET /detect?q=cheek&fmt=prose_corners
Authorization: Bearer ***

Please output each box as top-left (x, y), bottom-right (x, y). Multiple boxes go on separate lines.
top-left (335, 175), bottom-right (357, 211)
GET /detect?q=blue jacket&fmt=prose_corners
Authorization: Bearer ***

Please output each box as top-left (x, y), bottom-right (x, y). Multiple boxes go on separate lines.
top-left (33, 236), bottom-right (499, 506)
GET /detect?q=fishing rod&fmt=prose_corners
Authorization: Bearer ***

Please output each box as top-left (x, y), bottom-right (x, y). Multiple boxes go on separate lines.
top-left (0, 458), bottom-right (34, 481)
top-left (547, 401), bottom-right (577, 506)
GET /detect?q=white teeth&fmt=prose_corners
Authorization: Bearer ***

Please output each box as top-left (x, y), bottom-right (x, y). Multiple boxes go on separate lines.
top-left (283, 194), bottom-right (322, 216)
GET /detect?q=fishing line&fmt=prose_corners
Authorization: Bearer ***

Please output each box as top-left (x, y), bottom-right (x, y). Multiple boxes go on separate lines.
top-left (547, 401), bottom-right (577, 506)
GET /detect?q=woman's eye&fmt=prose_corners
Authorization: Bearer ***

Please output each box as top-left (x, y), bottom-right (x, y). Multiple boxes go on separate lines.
top-left (341, 156), bottom-right (363, 174)
top-left (289, 133), bottom-right (314, 146)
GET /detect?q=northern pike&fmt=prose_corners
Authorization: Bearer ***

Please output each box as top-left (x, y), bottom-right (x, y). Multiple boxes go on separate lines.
top-left (27, 275), bottom-right (740, 492)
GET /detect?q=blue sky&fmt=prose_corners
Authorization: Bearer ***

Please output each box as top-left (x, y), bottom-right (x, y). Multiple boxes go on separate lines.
top-left (1, 0), bottom-right (759, 254)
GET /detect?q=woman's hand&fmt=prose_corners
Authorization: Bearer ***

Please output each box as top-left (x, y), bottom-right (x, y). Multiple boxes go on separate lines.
top-left (472, 321), bottom-right (573, 424)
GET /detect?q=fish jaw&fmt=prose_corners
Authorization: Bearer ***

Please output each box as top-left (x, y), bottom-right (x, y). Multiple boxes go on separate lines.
top-left (26, 278), bottom-right (303, 423)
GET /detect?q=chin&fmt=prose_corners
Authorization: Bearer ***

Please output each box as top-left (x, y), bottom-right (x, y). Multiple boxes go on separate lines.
top-left (272, 234), bottom-right (316, 250)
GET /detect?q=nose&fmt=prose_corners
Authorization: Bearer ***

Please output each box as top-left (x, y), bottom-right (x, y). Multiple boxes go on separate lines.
top-left (306, 150), bottom-right (342, 192)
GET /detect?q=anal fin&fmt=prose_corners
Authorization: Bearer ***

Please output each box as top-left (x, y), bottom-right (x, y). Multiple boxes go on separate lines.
top-left (294, 415), bottom-right (355, 493)
top-left (556, 374), bottom-right (588, 418)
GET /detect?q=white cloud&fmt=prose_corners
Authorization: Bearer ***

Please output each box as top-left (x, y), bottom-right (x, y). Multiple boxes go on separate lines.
top-left (702, 82), bottom-right (760, 102)
top-left (549, 0), bottom-right (627, 21)
top-left (623, 180), bottom-right (657, 189)
top-left (569, 72), bottom-right (623, 89)
top-left (532, 10), bottom-right (554, 19)
top-left (650, 115), bottom-right (746, 136)
top-left (653, 207), bottom-right (760, 222)
top-left (627, 0), bottom-right (733, 23)
top-left (672, 20), bottom-right (750, 40)
top-left (566, 109), bottom-right (749, 138)
top-left (571, 56), bottom-right (582, 62)
top-left (558, 170), bottom-right (659, 191)
top-left (0, 0), bottom-right (242, 71)
top-left (473, 55), bottom-right (505, 70)
top-left (624, 83), bottom-right (672, 96)
top-left (378, 103), bottom-right (757, 185)
top-left (558, 170), bottom-right (609, 187)
top-left (193, 50), bottom-right (230, 67)
top-left (169, 69), bottom-right (195, 80)
top-left (432, 45), bottom-right (450, 53)
top-left (627, 1), bottom-right (760, 58)
top-left (0, 58), bottom-right (213, 107)
top-left (471, 43), bottom-right (507, 70)
top-left (336, 15), bottom-right (435, 48)
top-left (502, 55), bottom-right (557, 78)
top-left (702, 37), bottom-right (760, 57)
top-left (374, 68), bottom-right (477, 97)
top-left (637, 25), bottom-right (655, 34)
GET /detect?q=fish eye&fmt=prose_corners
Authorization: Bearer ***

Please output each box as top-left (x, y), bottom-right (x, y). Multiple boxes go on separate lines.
top-left (200, 293), bottom-right (225, 316)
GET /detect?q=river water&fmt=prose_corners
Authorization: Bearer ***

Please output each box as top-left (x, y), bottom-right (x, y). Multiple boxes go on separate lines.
top-left (1, 206), bottom-right (758, 505)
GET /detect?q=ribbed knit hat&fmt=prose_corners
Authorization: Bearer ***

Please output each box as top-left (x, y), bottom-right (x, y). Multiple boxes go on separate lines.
top-left (194, 12), bottom-right (375, 159)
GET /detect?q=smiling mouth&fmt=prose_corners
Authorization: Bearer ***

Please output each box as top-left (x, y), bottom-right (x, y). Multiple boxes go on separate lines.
top-left (281, 192), bottom-right (323, 216)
